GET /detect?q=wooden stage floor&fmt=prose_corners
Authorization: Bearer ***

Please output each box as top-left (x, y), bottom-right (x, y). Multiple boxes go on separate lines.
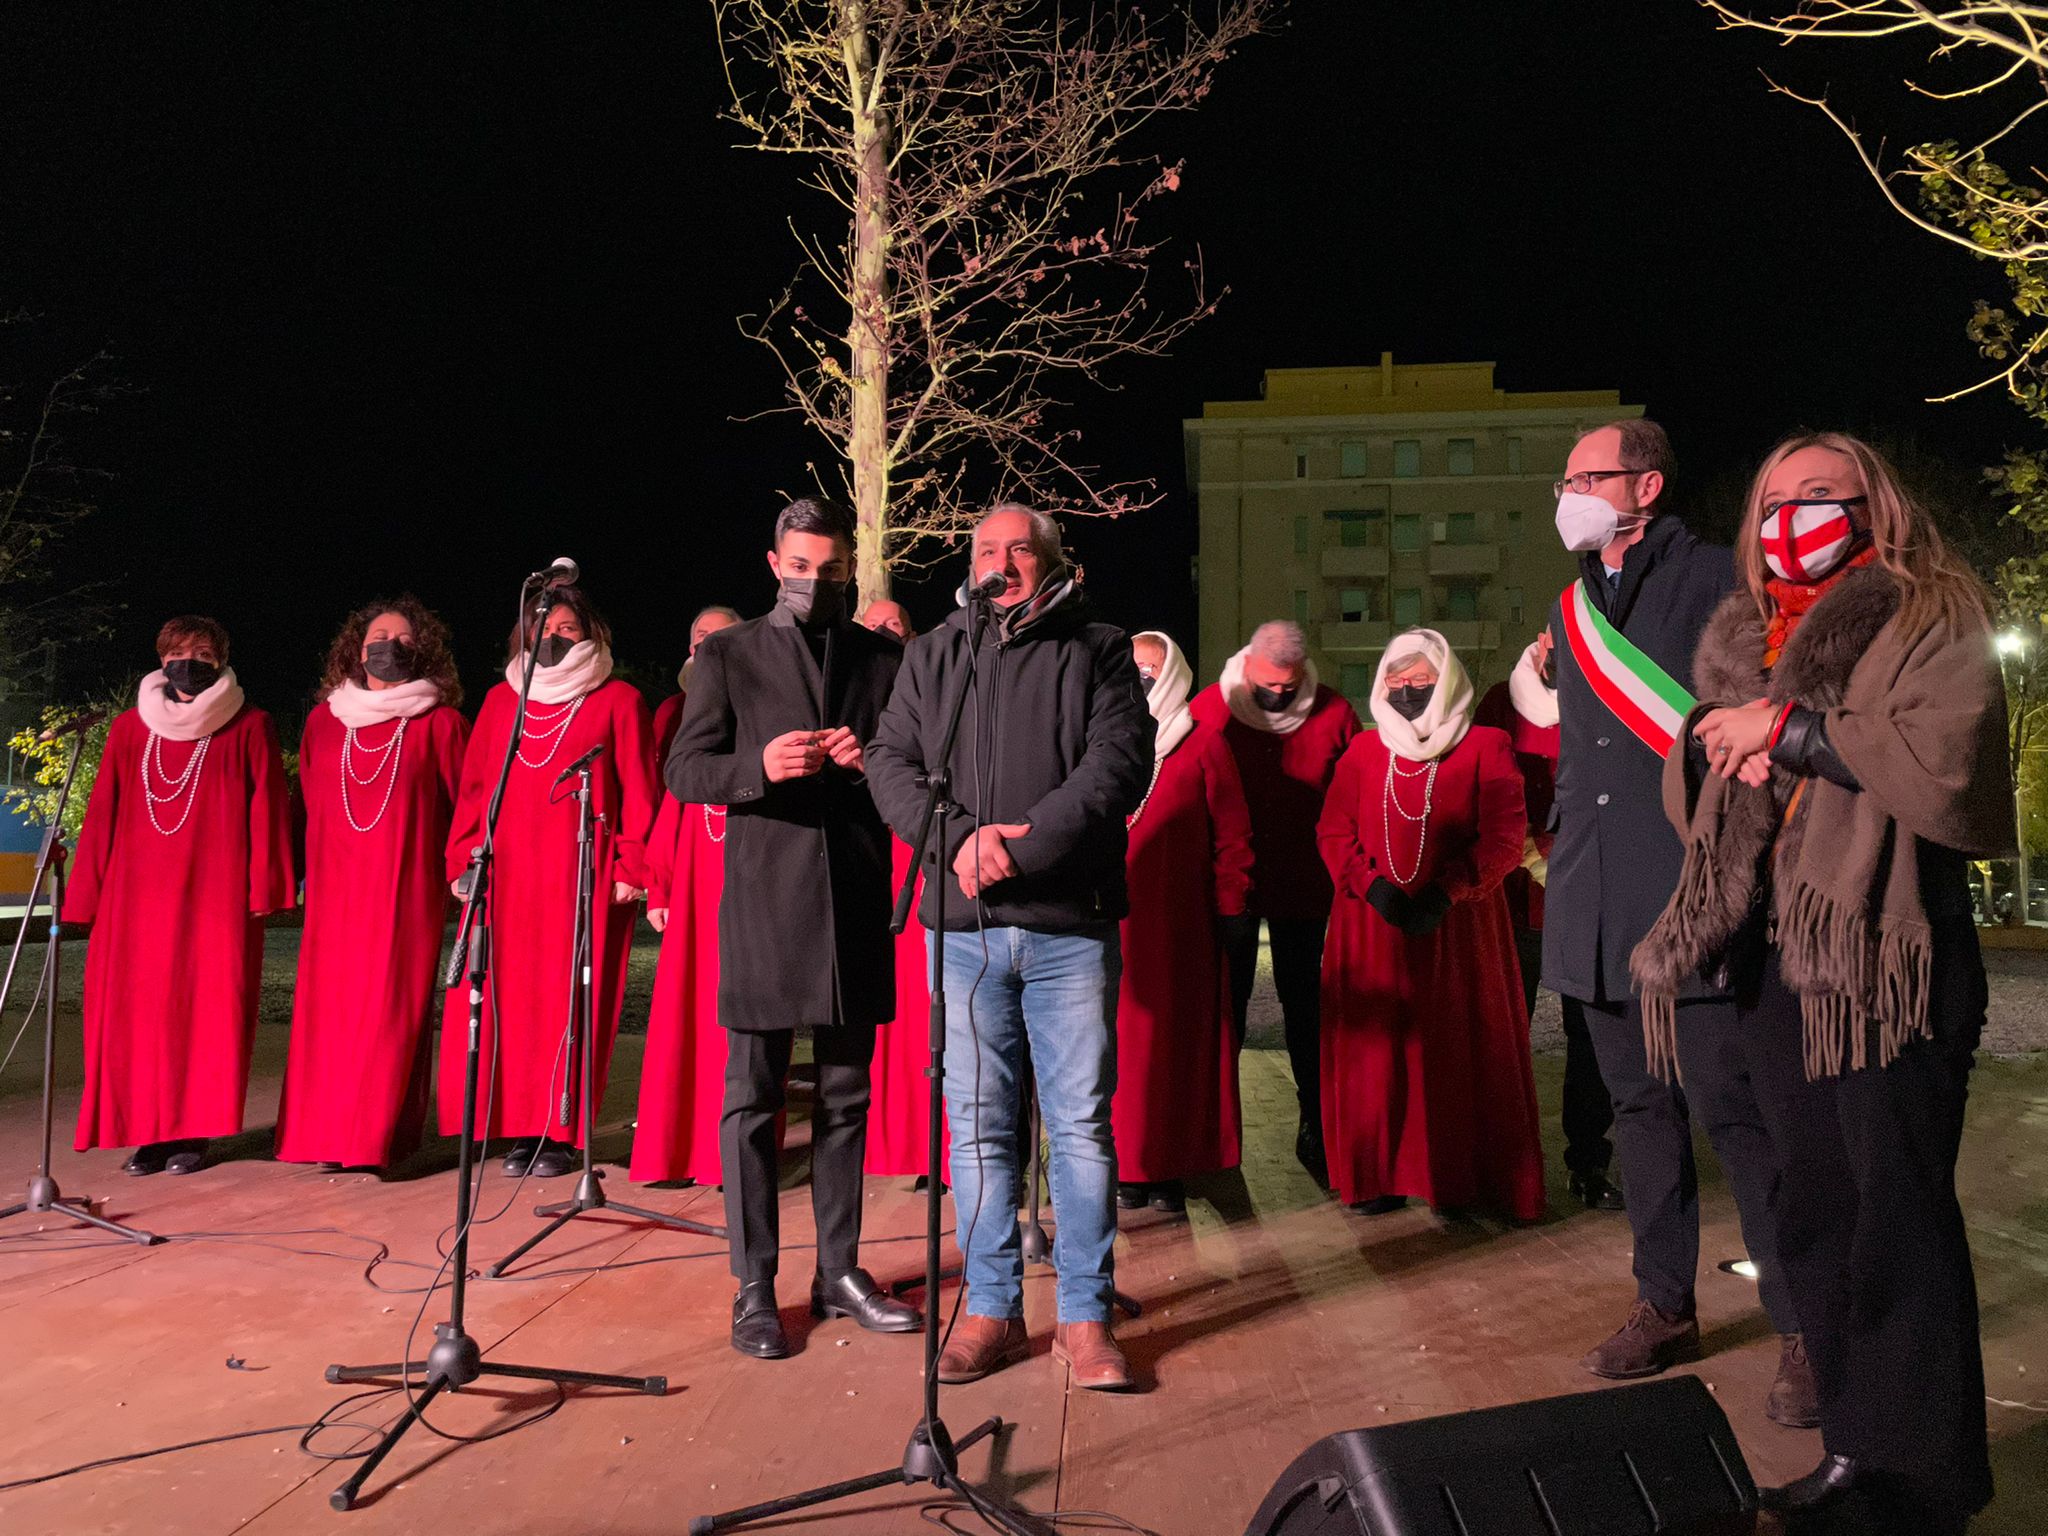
top-left (3, 1021), bottom-right (2044, 1535)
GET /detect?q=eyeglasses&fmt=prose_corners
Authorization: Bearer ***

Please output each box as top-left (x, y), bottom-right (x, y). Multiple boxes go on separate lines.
top-left (1553, 469), bottom-right (1641, 499)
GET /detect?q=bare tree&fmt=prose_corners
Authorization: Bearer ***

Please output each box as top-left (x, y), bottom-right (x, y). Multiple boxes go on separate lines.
top-left (710, 0), bottom-right (1274, 598)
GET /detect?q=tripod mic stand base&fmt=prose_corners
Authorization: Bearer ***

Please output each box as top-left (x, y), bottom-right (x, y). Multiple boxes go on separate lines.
top-left (486, 1164), bottom-right (726, 1278)
top-left (1, 1175), bottom-right (161, 1245)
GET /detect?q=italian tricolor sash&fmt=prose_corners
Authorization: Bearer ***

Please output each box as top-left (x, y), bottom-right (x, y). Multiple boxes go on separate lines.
top-left (1558, 579), bottom-right (1694, 757)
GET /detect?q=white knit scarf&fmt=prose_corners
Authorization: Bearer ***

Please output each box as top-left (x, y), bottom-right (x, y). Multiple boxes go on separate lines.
top-left (1369, 628), bottom-right (1475, 763)
top-left (1135, 631), bottom-right (1195, 761)
top-left (1506, 635), bottom-right (1559, 728)
top-left (505, 640), bottom-right (614, 705)
top-left (327, 679), bottom-right (443, 728)
top-left (1219, 646), bottom-right (1320, 735)
top-left (136, 667), bottom-right (245, 741)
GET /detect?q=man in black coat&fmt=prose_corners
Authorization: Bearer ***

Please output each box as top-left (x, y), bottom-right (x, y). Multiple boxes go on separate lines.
top-left (866, 505), bottom-right (1154, 1392)
top-left (1521, 419), bottom-right (1814, 1428)
top-left (667, 496), bottom-right (920, 1360)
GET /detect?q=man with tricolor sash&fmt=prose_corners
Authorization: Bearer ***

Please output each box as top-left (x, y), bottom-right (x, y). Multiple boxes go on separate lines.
top-left (1510, 418), bottom-right (1816, 1428)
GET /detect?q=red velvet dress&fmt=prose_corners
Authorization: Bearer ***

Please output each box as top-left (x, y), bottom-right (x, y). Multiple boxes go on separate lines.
top-left (651, 692), bottom-right (686, 775)
top-left (864, 838), bottom-right (947, 1177)
top-left (1315, 725), bottom-right (1544, 1220)
top-left (276, 701), bottom-right (468, 1166)
top-left (436, 677), bottom-right (655, 1146)
top-left (629, 796), bottom-right (746, 1184)
top-left (1111, 725), bottom-right (1255, 1182)
top-left (63, 705), bottom-right (297, 1149)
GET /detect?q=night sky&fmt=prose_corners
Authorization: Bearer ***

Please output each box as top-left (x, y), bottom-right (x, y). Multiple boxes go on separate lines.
top-left (0, 3), bottom-right (2019, 721)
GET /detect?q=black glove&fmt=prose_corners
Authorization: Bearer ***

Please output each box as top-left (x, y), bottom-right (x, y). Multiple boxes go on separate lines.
top-left (1366, 877), bottom-right (1415, 930)
top-left (1407, 883), bottom-right (1451, 937)
top-left (1769, 706), bottom-right (1862, 791)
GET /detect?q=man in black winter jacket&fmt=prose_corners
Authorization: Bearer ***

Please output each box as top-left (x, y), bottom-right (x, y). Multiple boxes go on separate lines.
top-left (866, 505), bottom-right (1153, 1392)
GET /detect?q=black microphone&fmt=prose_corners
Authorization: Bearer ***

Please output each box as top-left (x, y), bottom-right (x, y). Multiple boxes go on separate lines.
top-left (529, 556), bottom-right (580, 589)
top-left (967, 568), bottom-right (1009, 602)
top-left (38, 710), bottom-right (105, 743)
top-left (552, 742), bottom-right (605, 787)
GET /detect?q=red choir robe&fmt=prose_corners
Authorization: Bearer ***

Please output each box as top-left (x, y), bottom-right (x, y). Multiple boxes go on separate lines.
top-left (1315, 726), bottom-right (1545, 1220)
top-left (864, 838), bottom-right (947, 1178)
top-left (437, 677), bottom-right (655, 1146)
top-left (1111, 725), bottom-right (1256, 1182)
top-left (627, 795), bottom-right (746, 1184)
top-left (63, 705), bottom-right (297, 1149)
top-left (652, 692), bottom-right (686, 772)
top-left (275, 701), bottom-right (469, 1165)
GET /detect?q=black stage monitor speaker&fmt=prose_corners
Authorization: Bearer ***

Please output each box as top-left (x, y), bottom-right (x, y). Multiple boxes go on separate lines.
top-left (1244, 1377), bottom-right (1757, 1535)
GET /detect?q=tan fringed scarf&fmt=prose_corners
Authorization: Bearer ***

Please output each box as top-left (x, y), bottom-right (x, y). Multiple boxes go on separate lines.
top-left (1631, 568), bottom-right (2012, 1079)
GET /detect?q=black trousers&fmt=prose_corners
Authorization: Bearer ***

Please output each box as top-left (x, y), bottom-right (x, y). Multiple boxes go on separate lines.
top-left (1516, 928), bottom-right (1615, 1176)
top-left (721, 1025), bottom-right (876, 1286)
top-left (1221, 913), bottom-right (1326, 1119)
top-left (1578, 993), bottom-right (1797, 1331)
top-left (1742, 935), bottom-right (1991, 1516)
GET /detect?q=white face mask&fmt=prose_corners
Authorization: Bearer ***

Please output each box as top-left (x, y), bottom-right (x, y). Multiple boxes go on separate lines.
top-left (1554, 489), bottom-right (1645, 554)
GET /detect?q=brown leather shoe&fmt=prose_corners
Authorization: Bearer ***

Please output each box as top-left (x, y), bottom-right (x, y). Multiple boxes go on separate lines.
top-left (936, 1314), bottom-right (1028, 1384)
top-left (1052, 1320), bottom-right (1134, 1391)
top-left (1579, 1298), bottom-right (1700, 1379)
top-left (1766, 1332), bottom-right (1820, 1428)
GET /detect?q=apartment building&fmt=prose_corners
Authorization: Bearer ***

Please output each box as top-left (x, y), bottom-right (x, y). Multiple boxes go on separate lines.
top-left (1185, 355), bottom-right (1642, 706)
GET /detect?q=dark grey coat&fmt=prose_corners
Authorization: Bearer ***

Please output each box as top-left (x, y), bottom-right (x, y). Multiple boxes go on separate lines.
top-left (665, 606), bottom-right (901, 1033)
top-left (1540, 512), bottom-right (1736, 1006)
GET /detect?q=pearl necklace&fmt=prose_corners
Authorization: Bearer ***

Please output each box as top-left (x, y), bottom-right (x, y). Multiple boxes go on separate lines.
top-left (516, 695), bottom-right (585, 769)
top-left (143, 732), bottom-right (210, 836)
top-left (702, 804), bottom-right (727, 844)
top-left (341, 718), bottom-right (408, 833)
top-left (1380, 753), bottom-right (1438, 887)
top-left (1125, 758), bottom-right (1165, 830)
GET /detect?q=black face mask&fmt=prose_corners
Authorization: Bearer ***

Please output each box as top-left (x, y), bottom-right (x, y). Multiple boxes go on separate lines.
top-left (1139, 674), bottom-right (1158, 695)
top-left (163, 658), bottom-right (220, 697)
top-left (535, 633), bottom-right (577, 669)
top-left (1250, 683), bottom-right (1299, 714)
top-left (779, 576), bottom-right (850, 626)
top-left (363, 639), bottom-right (418, 683)
top-left (1385, 683), bottom-right (1434, 722)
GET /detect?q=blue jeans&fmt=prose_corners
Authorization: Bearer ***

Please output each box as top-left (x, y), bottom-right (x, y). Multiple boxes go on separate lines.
top-left (937, 924), bottom-right (1120, 1323)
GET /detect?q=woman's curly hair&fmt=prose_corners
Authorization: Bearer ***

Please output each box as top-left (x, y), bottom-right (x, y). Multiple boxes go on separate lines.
top-left (318, 595), bottom-right (462, 709)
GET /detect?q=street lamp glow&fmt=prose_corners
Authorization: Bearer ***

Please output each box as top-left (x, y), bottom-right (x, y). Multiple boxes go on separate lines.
top-left (1997, 631), bottom-right (2028, 657)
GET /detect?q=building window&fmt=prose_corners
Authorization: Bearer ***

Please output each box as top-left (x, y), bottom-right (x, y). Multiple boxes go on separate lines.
top-left (1326, 509), bottom-right (1384, 548)
top-left (1444, 583), bottom-right (1479, 622)
top-left (1506, 507), bottom-right (1523, 538)
top-left (1393, 588), bottom-right (1423, 626)
top-left (1293, 514), bottom-right (1309, 557)
top-left (1506, 436), bottom-right (1524, 474)
top-left (1447, 438), bottom-right (1476, 476)
top-left (1339, 587), bottom-right (1376, 622)
top-left (1506, 586), bottom-right (1525, 627)
top-left (1446, 511), bottom-right (1477, 545)
top-left (1295, 450), bottom-right (1309, 479)
top-left (1293, 589), bottom-right (1310, 624)
top-left (1392, 440), bottom-right (1421, 478)
top-left (1340, 663), bottom-right (1375, 699)
top-left (1339, 441), bottom-right (1368, 477)
top-left (1392, 512), bottom-right (1424, 552)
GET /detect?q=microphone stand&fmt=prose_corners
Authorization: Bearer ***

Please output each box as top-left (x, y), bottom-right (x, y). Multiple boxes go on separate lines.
top-left (488, 750), bottom-right (723, 1278)
top-left (692, 593), bottom-right (1046, 1536)
top-left (323, 575), bottom-right (666, 1513)
top-left (0, 730), bottom-right (159, 1245)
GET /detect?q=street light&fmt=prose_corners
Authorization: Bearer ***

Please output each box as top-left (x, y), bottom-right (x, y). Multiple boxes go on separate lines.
top-left (1997, 630), bottom-right (2029, 657)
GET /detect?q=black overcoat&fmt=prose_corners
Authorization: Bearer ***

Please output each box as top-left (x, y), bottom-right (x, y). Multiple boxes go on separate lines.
top-left (1540, 513), bottom-right (1735, 1006)
top-left (665, 606), bottom-right (901, 1033)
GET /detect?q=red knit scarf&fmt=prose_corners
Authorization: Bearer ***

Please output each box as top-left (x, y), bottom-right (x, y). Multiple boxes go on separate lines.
top-left (1764, 544), bottom-right (1880, 669)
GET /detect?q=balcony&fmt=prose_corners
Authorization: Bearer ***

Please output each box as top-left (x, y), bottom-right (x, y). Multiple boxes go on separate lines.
top-left (1426, 543), bottom-right (1502, 577)
top-left (1320, 545), bottom-right (1390, 579)
top-left (1321, 620), bottom-right (1392, 652)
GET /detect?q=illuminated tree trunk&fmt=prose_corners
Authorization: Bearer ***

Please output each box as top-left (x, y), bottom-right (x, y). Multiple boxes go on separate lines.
top-left (844, 6), bottom-right (891, 605)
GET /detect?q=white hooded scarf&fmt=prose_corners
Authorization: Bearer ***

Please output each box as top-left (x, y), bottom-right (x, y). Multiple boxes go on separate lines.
top-left (1134, 631), bottom-right (1195, 761)
top-left (1369, 628), bottom-right (1475, 763)
top-left (1218, 646), bottom-right (1319, 735)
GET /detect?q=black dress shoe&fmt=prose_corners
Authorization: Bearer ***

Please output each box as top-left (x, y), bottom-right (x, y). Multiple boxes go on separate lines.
top-left (810, 1268), bottom-right (922, 1333)
top-left (123, 1143), bottom-right (170, 1177)
top-left (1350, 1195), bottom-right (1406, 1215)
top-left (164, 1140), bottom-right (208, 1176)
top-left (1148, 1180), bottom-right (1186, 1214)
top-left (731, 1282), bottom-right (790, 1359)
top-left (1115, 1182), bottom-right (1149, 1210)
top-left (1295, 1119), bottom-right (1329, 1187)
top-left (1759, 1453), bottom-right (1861, 1514)
top-left (1569, 1170), bottom-right (1626, 1211)
top-left (502, 1140), bottom-right (539, 1176)
top-left (528, 1146), bottom-right (573, 1180)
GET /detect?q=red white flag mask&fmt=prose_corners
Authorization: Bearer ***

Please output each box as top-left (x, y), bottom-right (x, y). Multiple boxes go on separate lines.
top-left (1761, 498), bottom-right (1863, 583)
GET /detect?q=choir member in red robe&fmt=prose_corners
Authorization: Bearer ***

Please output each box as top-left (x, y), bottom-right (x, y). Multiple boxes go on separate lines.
top-left (628, 793), bottom-right (745, 1186)
top-left (275, 598), bottom-right (469, 1170)
top-left (652, 605), bottom-right (741, 769)
top-left (1316, 628), bottom-right (1544, 1222)
top-left (437, 586), bottom-right (657, 1181)
top-left (1111, 631), bottom-right (1254, 1215)
top-left (63, 616), bottom-right (296, 1176)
